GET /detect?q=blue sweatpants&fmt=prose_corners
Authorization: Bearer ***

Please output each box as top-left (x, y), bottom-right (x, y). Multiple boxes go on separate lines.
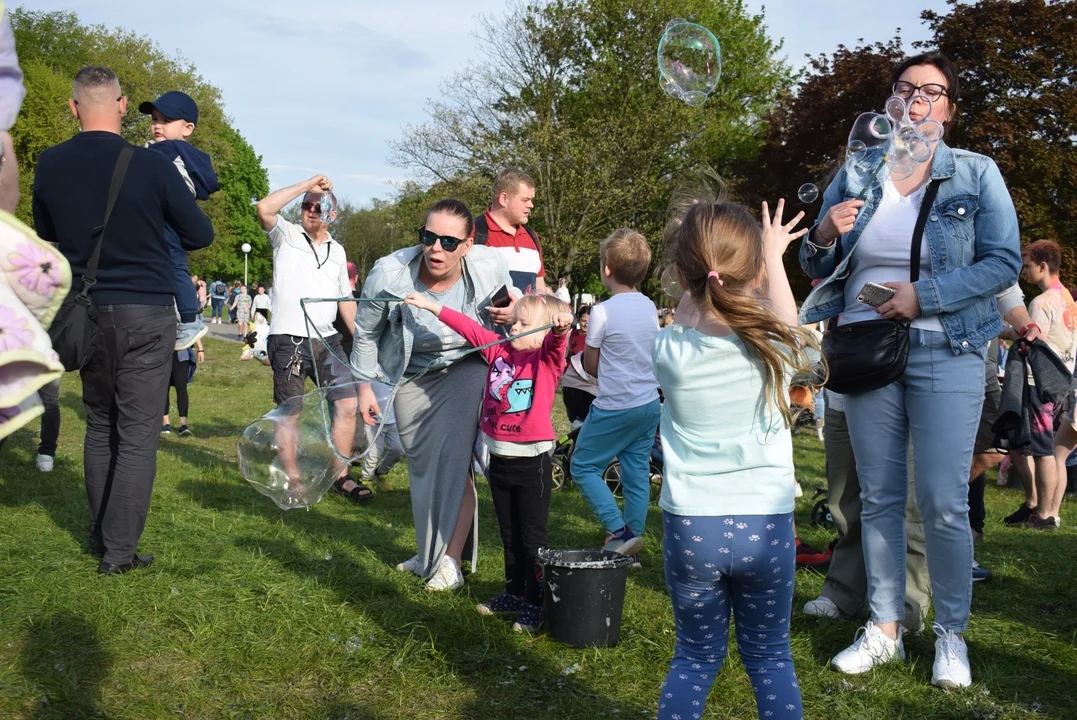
top-left (659, 512), bottom-right (802, 720)
top-left (570, 399), bottom-right (660, 537)
top-left (166, 225), bottom-right (199, 322)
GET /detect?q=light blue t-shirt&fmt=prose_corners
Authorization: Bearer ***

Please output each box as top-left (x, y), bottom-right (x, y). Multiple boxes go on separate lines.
top-left (652, 325), bottom-right (796, 517)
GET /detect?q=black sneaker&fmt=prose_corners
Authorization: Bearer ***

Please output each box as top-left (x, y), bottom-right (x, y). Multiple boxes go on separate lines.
top-left (178, 425), bottom-right (192, 437)
top-left (161, 424), bottom-right (171, 435)
top-left (1003, 503), bottom-right (1034, 527)
top-left (1028, 515), bottom-right (1058, 531)
top-left (476, 591), bottom-right (523, 616)
top-left (512, 601), bottom-right (543, 633)
top-left (971, 560), bottom-right (993, 582)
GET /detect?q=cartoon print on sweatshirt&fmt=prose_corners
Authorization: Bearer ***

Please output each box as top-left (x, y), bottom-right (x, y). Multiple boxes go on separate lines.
top-left (486, 356), bottom-right (534, 416)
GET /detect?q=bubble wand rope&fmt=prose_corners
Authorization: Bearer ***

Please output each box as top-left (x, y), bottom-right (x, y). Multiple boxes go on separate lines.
top-left (299, 296), bottom-right (556, 467)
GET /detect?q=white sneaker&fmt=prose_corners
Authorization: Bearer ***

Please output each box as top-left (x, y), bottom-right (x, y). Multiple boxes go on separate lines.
top-left (35, 454), bottom-right (54, 472)
top-left (794, 481), bottom-right (804, 498)
top-left (803, 595), bottom-right (843, 619)
top-left (931, 623), bottom-right (972, 688)
top-left (831, 621), bottom-right (905, 674)
top-left (425, 556), bottom-right (463, 591)
top-left (395, 555), bottom-right (422, 575)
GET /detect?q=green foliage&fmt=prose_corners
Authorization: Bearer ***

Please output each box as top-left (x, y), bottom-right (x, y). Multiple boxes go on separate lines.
top-left (8, 8), bottom-right (270, 283)
top-left (392, 0), bottom-right (793, 298)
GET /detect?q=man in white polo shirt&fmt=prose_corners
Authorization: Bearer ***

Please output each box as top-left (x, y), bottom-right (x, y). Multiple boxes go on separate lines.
top-left (255, 175), bottom-right (368, 502)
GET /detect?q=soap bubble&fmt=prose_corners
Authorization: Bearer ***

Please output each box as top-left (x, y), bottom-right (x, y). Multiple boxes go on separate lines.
top-left (868, 115), bottom-right (893, 139)
top-left (238, 381), bottom-right (394, 510)
top-left (657, 21), bottom-right (721, 105)
top-left (849, 113), bottom-right (891, 151)
top-left (846, 139), bottom-right (867, 158)
top-left (660, 265), bottom-right (684, 299)
top-left (346, 636), bottom-right (363, 652)
top-left (884, 96), bottom-right (907, 123)
top-left (916, 118), bottom-right (945, 144)
top-left (797, 183), bottom-right (819, 204)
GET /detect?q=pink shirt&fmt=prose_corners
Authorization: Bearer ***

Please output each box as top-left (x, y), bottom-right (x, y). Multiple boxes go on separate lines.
top-left (438, 308), bottom-right (567, 444)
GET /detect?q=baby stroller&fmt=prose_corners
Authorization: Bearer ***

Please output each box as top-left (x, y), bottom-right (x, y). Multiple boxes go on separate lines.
top-left (551, 425), bottom-right (664, 506)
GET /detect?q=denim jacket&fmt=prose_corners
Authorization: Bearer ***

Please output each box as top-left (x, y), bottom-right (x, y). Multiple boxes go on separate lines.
top-left (798, 141), bottom-right (1021, 355)
top-left (350, 244), bottom-right (518, 382)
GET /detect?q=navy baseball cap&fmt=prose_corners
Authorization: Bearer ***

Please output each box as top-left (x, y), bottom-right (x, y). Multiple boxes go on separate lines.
top-left (139, 91), bottom-right (198, 125)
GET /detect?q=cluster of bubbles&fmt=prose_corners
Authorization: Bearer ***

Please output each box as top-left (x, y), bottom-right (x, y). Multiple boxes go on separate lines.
top-left (657, 19), bottom-right (721, 107)
top-left (237, 380), bottom-right (396, 510)
top-left (844, 94), bottom-right (945, 194)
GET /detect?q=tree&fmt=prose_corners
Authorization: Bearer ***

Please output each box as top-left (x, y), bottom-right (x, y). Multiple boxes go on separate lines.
top-left (923, 0), bottom-right (1077, 273)
top-left (736, 37), bottom-right (907, 298)
top-left (8, 9), bottom-right (270, 282)
top-left (392, 0), bottom-right (793, 298)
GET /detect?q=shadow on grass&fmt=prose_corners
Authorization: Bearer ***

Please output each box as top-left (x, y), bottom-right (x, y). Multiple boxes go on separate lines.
top-left (19, 614), bottom-right (111, 719)
top-left (177, 474), bottom-right (651, 717)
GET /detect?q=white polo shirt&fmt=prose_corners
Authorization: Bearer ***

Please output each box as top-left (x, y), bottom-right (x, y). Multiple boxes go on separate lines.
top-left (266, 216), bottom-right (350, 338)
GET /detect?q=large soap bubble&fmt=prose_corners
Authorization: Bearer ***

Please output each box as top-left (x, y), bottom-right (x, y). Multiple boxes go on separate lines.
top-left (657, 20), bottom-right (721, 106)
top-left (238, 381), bottom-right (393, 510)
top-left (843, 95), bottom-right (946, 197)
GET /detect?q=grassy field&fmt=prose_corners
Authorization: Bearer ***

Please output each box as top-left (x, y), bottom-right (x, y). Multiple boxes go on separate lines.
top-left (1, 336), bottom-right (1075, 719)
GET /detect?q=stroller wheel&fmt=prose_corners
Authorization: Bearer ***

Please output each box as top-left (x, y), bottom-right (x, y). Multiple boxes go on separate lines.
top-left (551, 457), bottom-right (568, 491)
top-left (811, 497), bottom-right (834, 529)
top-left (602, 461), bottom-right (624, 498)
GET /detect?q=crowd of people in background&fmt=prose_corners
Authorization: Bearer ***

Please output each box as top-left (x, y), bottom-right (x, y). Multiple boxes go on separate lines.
top-left (1, 21), bottom-right (1073, 717)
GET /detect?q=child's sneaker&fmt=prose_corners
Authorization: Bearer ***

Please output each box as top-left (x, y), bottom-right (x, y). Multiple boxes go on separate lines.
top-left (512, 601), bottom-right (543, 633)
top-left (161, 424), bottom-right (171, 435)
top-left (35, 454), bottom-right (54, 472)
top-left (476, 592), bottom-right (523, 616)
top-left (803, 595), bottom-right (844, 619)
top-left (175, 316), bottom-right (208, 350)
top-left (603, 525), bottom-right (643, 556)
top-left (178, 425), bottom-right (192, 437)
top-left (629, 553), bottom-right (642, 571)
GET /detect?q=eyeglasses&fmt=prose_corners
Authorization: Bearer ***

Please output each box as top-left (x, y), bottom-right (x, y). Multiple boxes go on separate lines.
top-left (418, 227), bottom-right (466, 251)
top-left (300, 202), bottom-right (323, 213)
top-left (892, 81), bottom-right (949, 101)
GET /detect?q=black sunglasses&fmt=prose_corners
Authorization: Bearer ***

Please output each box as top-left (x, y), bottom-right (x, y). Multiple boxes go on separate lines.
top-left (892, 81), bottom-right (949, 101)
top-left (418, 227), bottom-right (466, 251)
top-left (300, 201), bottom-right (323, 213)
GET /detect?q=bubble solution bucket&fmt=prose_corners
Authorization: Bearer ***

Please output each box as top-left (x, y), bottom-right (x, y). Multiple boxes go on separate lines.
top-left (539, 549), bottom-right (633, 648)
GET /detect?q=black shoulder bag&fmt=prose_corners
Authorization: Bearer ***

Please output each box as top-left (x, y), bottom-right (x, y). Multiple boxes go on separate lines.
top-left (48, 144), bottom-right (134, 372)
top-left (822, 179), bottom-right (942, 395)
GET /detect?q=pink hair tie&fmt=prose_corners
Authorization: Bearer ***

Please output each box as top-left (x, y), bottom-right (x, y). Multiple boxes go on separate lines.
top-left (708, 271), bottom-right (724, 286)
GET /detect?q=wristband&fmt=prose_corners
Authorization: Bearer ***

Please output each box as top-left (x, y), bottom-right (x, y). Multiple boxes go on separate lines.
top-left (1019, 323), bottom-right (1041, 338)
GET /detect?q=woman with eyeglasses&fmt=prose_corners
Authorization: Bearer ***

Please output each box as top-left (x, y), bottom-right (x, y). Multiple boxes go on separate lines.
top-left (351, 199), bottom-right (518, 591)
top-left (799, 51), bottom-right (1021, 689)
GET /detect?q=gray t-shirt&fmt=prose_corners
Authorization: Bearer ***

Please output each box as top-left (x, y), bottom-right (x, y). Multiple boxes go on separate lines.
top-left (406, 278), bottom-right (471, 373)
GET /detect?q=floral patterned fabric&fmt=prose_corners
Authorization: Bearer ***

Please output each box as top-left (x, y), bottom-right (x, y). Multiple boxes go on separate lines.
top-left (0, 211), bottom-right (71, 440)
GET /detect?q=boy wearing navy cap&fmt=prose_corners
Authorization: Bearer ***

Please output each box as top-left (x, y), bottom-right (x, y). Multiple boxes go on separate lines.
top-left (139, 90), bottom-right (220, 350)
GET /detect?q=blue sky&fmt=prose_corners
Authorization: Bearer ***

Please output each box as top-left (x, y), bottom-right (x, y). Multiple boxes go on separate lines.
top-left (18, 0), bottom-right (952, 205)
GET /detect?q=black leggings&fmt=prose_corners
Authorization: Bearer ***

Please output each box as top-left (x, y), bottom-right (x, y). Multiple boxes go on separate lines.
top-left (165, 358), bottom-right (191, 417)
top-left (487, 452), bottom-right (553, 605)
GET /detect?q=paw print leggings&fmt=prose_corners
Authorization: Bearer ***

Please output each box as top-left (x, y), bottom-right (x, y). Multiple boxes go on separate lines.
top-left (658, 512), bottom-right (803, 720)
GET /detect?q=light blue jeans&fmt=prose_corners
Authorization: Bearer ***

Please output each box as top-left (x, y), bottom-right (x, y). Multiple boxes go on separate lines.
top-left (571, 399), bottom-right (661, 536)
top-left (843, 329), bottom-right (985, 632)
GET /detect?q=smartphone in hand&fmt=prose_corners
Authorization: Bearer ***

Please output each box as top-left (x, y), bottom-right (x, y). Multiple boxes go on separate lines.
top-left (490, 285), bottom-right (511, 308)
top-left (856, 282), bottom-right (897, 308)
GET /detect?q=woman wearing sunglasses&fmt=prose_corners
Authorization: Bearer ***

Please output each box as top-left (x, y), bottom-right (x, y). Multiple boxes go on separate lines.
top-left (351, 199), bottom-right (519, 591)
top-left (799, 51), bottom-right (1021, 689)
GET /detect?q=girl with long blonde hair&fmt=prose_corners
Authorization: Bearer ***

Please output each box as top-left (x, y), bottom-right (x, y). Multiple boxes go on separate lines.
top-left (653, 196), bottom-right (816, 720)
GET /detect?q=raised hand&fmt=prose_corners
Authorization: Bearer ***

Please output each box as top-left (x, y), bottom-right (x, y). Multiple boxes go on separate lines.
top-left (552, 312), bottom-right (574, 334)
top-left (817, 199), bottom-right (865, 245)
top-left (761, 199), bottom-right (810, 255)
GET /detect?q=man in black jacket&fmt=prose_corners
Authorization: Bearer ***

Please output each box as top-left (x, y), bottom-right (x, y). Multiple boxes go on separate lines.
top-left (32, 66), bottom-right (214, 575)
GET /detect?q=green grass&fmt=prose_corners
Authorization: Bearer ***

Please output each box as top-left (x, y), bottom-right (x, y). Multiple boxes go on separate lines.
top-left (1, 337), bottom-right (1075, 719)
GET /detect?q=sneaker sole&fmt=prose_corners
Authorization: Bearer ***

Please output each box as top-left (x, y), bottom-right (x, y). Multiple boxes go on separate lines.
top-left (606, 536), bottom-right (644, 556)
top-left (175, 326), bottom-right (209, 351)
top-left (426, 580), bottom-right (464, 592)
top-left (512, 623), bottom-right (540, 634)
top-left (803, 606), bottom-right (843, 620)
top-left (476, 605), bottom-right (519, 616)
top-left (932, 677), bottom-right (971, 689)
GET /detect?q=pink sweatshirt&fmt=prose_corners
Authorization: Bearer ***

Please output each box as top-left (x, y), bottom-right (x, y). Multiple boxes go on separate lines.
top-left (439, 308), bottom-right (567, 444)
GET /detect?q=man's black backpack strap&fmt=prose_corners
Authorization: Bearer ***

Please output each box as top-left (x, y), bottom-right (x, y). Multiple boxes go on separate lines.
top-left (473, 214), bottom-right (541, 254)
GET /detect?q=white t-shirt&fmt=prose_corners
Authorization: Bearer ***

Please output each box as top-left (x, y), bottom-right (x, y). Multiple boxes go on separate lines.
top-left (842, 180), bottom-right (943, 332)
top-left (266, 217), bottom-right (350, 338)
top-left (555, 286), bottom-right (571, 304)
top-left (653, 325), bottom-right (795, 517)
top-left (586, 292), bottom-right (660, 411)
top-left (252, 293), bottom-right (272, 311)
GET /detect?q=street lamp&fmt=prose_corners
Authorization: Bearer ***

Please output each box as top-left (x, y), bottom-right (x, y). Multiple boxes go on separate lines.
top-left (241, 242), bottom-right (252, 286)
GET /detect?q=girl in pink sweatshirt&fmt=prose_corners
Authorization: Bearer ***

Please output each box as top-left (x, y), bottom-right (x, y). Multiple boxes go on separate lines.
top-left (405, 292), bottom-right (573, 632)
